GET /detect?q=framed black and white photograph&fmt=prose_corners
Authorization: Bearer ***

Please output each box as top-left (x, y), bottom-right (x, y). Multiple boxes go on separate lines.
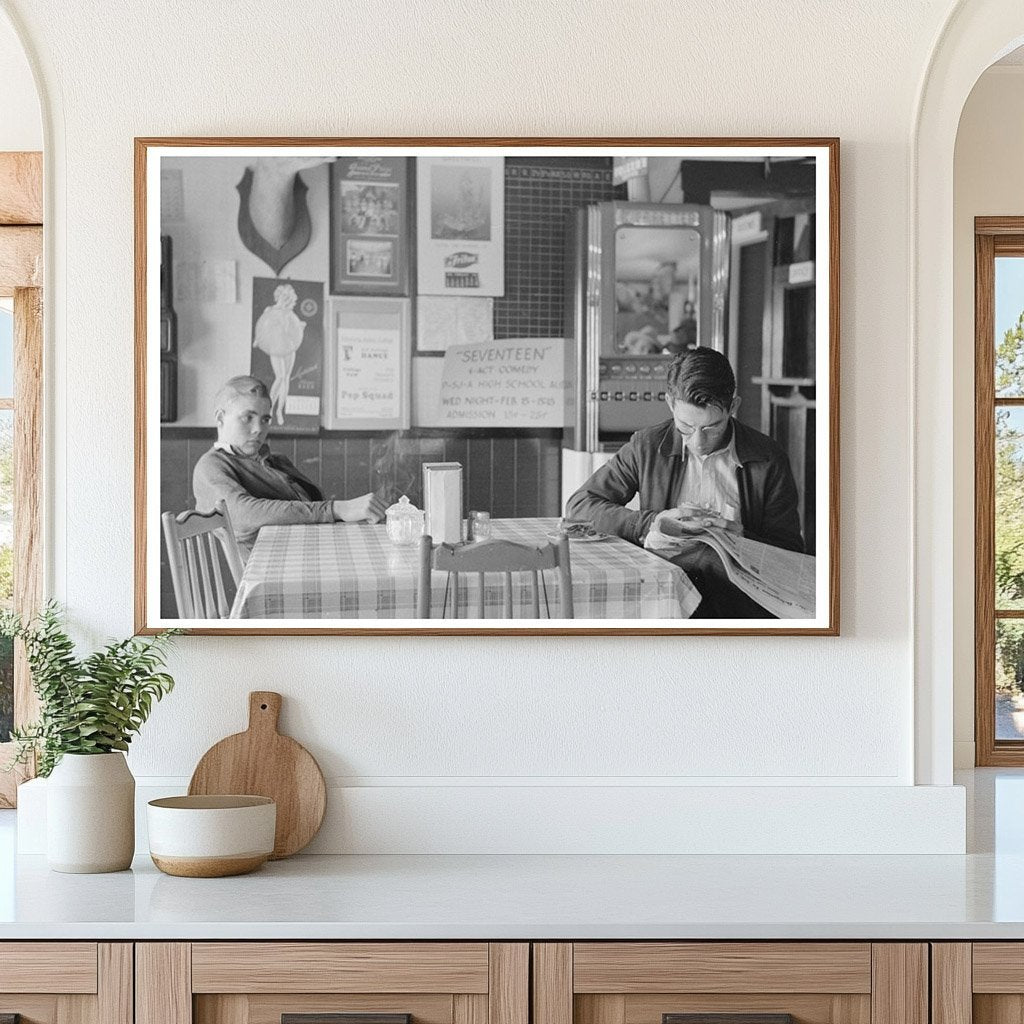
top-left (135, 138), bottom-right (839, 635)
top-left (329, 155), bottom-right (411, 296)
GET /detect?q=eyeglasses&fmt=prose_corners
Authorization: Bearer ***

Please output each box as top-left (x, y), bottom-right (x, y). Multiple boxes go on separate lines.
top-left (673, 418), bottom-right (729, 437)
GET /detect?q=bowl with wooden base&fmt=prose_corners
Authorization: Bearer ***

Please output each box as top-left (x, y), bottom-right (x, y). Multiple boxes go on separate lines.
top-left (147, 795), bottom-right (276, 877)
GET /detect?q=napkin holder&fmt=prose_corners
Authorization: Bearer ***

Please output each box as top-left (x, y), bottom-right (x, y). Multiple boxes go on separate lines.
top-left (422, 462), bottom-right (463, 545)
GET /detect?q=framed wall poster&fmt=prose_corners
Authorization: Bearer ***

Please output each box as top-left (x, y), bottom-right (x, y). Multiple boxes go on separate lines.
top-left (329, 156), bottom-right (411, 296)
top-left (416, 155), bottom-right (504, 296)
top-left (135, 138), bottom-right (839, 636)
top-left (323, 296), bottom-right (411, 430)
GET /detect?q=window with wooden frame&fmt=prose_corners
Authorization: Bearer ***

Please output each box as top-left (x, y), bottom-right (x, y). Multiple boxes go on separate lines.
top-left (0, 151), bottom-right (43, 806)
top-left (975, 217), bottom-right (1024, 764)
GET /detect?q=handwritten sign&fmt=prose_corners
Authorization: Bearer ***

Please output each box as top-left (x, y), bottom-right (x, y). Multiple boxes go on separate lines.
top-left (439, 338), bottom-right (566, 427)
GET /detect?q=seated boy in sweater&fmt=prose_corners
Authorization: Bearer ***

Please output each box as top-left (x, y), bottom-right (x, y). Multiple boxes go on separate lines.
top-left (192, 375), bottom-right (386, 556)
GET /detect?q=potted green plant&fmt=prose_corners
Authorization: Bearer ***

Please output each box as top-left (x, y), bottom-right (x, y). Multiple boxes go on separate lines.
top-left (1, 602), bottom-right (179, 873)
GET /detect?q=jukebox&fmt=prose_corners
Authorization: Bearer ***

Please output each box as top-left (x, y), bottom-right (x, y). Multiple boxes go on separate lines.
top-left (561, 201), bottom-right (730, 504)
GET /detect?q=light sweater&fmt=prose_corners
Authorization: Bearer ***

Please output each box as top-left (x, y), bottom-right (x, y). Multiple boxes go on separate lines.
top-left (192, 444), bottom-right (335, 554)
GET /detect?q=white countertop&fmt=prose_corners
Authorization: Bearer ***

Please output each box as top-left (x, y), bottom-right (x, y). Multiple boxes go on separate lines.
top-left (1, 769), bottom-right (1022, 941)
top-left (0, 849), bottom-right (1020, 940)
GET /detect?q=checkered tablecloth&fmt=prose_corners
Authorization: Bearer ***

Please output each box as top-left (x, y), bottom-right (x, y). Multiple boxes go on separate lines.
top-left (230, 518), bottom-right (699, 620)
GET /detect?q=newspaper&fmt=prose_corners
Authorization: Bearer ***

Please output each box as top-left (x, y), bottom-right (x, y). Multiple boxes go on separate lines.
top-left (690, 528), bottom-right (817, 619)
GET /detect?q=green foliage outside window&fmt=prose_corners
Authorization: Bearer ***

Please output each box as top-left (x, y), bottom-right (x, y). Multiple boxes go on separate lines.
top-left (996, 311), bottom-right (1024, 694)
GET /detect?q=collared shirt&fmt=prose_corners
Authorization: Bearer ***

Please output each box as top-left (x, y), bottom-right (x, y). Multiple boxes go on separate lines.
top-left (674, 428), bottom-right (742, 522)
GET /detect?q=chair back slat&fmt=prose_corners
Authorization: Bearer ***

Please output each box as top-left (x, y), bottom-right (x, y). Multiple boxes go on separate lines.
top-left (417, 537), bottom-right (432, 618)
top-left (207, 533), bottom-right (230, 617)
top-left (214, 526), bottom-right (246, 583)
top-left (161, 500), bottom-right (245, 619)
top-left (183, 536), bottom-right (201, 618)
top-left (162, 511), bottom-right (192, 617)
top-left (196, 534), bottom-right (217, 617)
top-left (556, 534), bottom-right (574, 618)
top-left (502, 573), bottom-right (513, 618)
top-left (417, 533), bottom-right (574, 620)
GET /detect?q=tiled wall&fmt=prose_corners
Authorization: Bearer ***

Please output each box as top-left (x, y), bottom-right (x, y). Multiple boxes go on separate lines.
top-left (159, 429), bottom-right (562, 617)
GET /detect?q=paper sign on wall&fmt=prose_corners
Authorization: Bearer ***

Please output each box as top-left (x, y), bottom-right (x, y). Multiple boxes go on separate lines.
top-left (439, 338), bottom-right (566, 427)
top-left (417, 295), bottom-right (494, 352)
top-left (324, 297), bottom-right (410, 430)
top-left (416, 156), bottom-right (504, 296)
top-left (174, 260), bottom-right (237, 303)
top-left (334, 325), bottom-right (402, 421)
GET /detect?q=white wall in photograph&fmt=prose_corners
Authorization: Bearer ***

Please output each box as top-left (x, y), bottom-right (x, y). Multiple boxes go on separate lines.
top-left (2, 0), bottom-right (984, 852)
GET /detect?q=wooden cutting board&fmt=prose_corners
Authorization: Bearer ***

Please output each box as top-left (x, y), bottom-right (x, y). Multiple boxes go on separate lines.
top-left (188, 691), bottom-right (326, 859)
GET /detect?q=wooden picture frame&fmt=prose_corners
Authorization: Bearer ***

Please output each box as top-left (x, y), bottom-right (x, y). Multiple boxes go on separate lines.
top-left (974, 217), bottom-right (1024, 765)
top-left (135, 138), bottom-right (839, 636)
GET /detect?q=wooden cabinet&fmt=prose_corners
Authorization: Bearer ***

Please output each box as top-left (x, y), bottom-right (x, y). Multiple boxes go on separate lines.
top-left (136, 944), bottom-right (528, 1024)
top-left (0, 937), bottom-right (975, 1024)
top-left (532, 944), bottom-right (928, 1024)
top-left (933, 943), bottom-right (1022, 1024)
top-left (0, 942), bottom-right (132, 1024)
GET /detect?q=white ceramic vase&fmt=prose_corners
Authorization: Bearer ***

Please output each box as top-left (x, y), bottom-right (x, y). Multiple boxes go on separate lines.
top-left (46, 752), bottom-right (135, 873)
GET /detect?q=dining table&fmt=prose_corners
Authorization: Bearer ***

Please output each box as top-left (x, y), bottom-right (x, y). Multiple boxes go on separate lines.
top-left (229, 517), bottom-right (701, 620)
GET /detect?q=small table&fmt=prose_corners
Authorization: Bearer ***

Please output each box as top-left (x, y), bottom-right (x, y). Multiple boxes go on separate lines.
top-left (230, 517), bottom-right (700, 620)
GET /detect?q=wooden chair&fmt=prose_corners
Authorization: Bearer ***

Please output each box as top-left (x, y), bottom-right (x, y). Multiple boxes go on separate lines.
top-left (417, 534), bottom-right (574, 619)
top-left (161, 500), bottom-right (245, 618)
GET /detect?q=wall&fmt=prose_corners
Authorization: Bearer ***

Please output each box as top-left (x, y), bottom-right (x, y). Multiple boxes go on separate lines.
top-left (163, 154), bottom-right (613, 427)
top-left (0, 0), bottom-right (972, 853)
top-left (0, 12), bottom-right (38, 152)
top-left (952, 65), bottom-right (1024, 767)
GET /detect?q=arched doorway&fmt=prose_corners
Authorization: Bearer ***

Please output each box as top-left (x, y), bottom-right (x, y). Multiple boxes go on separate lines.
top-left (913, 1), bottom-right (1024, 784)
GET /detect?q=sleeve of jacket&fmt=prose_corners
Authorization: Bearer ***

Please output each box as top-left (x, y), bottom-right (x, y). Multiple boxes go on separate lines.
top-left (563, 434), bottom-right (657, 545)
top-left (757, 454), bottom-right (805, 553)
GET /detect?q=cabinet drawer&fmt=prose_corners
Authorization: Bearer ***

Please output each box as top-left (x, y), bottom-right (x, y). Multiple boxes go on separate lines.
top-left (572, 943), bottom-right (871, 994)
top-left (191, 943), bottom-right (491, 994)
top-left (139, 942), bottom-right (528, 1024)
top-left (0, 942), bottom-right (99, 993)
top-left (534, 943), bottom-right (926, 1024)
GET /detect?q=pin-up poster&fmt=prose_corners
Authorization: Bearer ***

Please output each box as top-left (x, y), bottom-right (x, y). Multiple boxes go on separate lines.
top-left (416, 156), bottom-right (504, 296)
top-left (249, 277), bottom-right (324, 434)
top-left (329, 156), bottom-right (410, 296)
